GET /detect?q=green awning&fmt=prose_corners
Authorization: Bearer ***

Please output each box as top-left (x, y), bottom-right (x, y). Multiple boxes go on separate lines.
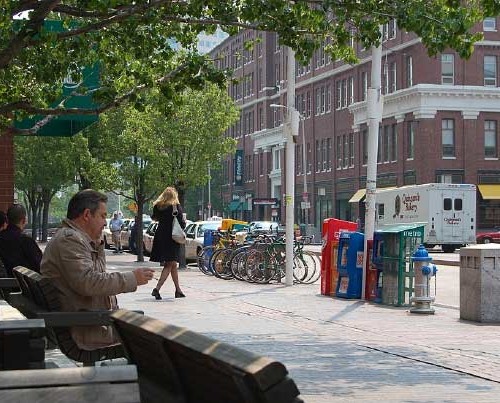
top-left (228, 201), bottom-right (242, 211)
top-left (14, 21), bottom-right (100, 137)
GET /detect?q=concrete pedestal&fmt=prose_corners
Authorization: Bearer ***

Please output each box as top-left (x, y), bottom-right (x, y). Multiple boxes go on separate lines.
top-left (460, 244), bottom-right (500, 322)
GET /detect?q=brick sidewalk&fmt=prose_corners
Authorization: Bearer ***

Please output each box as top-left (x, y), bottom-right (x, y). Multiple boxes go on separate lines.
top-left (106, 250), bottom-right (500, 402)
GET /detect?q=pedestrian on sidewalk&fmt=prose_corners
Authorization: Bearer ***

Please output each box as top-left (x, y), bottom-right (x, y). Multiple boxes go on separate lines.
top-left (109, 212), bottom-right (123, 253)
top-left (150, 186), bottom-right (186, 300)
top-left (41, 189), bottom-right (155, 350)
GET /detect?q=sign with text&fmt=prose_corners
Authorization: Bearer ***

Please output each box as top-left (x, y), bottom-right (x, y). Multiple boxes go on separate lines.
top-left (234, 149), bottom-right (244, 186)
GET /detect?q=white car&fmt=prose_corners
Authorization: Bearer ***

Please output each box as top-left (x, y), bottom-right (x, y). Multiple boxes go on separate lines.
top-left (184, 221), bottom-right (221, 260)
top-left (120, 218), bottom-right (152, 251)
top-left (102, 218), bottom-right (131, 249)
top-left (144, 219), bottom-right (197, 257)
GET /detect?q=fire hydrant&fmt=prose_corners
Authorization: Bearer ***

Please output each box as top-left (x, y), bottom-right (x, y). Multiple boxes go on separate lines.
top-left (410, 244), bottom-right (438, 314)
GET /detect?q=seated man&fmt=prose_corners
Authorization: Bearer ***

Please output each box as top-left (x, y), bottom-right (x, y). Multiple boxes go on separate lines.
top-left (41, 189), bottom-right (155, 350)
top-left (0, 204), bottom-right (42, 276)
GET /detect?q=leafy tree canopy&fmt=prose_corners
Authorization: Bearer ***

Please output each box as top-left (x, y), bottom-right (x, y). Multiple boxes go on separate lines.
top-left (0, 0), bottom-right (497, 134)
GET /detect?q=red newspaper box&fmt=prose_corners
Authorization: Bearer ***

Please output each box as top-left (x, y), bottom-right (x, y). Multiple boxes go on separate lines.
top-left (321, 218), bottom-right (358, 296)
top-left (364, 240), bottom-right (378, 301)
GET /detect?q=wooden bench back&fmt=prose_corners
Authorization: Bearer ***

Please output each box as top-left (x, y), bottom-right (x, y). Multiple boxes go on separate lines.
top-left (0, 364), bottom-right (140, 402)
top-left (111, 310), bottom-right (302, 403)
top-left (11, 266), bottom-right (124, 365)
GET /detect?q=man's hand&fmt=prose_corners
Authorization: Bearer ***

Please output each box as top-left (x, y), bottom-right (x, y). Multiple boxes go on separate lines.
top-left (133, 268), bottom-right (155, 285)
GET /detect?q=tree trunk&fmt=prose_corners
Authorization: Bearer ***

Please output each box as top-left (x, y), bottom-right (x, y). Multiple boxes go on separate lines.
top-left (41, 189), bottom-right (53, 242)
top-left (175, 180), bottom-right (187, 268)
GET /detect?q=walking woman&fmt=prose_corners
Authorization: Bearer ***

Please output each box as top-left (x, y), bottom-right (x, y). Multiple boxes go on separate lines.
top-left (150, 186), bottom-right (186, 300)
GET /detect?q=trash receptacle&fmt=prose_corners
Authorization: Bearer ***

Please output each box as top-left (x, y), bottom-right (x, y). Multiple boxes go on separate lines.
top-left (460, 244), bottom-right (500, 322)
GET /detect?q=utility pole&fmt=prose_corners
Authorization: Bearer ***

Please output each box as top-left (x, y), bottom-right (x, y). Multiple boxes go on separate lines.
top-left (361, 31), bottom-right (383, 300)
top-left (301, 117), bottom-right (308, 228)
top-left (207, 164), bottom-right (212, 218)
top-left (285, 46), bottom-right (297, 286)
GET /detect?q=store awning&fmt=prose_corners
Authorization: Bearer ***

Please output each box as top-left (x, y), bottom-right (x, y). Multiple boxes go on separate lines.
top-left (349, 189), bottom-right (366, 203)
top-left (228, 200), bottom-right (242, 211)
top-left (478, 184), bottom-right (500, 200)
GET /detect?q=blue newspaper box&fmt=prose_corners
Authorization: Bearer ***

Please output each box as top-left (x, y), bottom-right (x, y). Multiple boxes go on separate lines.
top-left (336, 231), bottom-right (365, 299)
top-left (203, 230), bottom-right (215, 247)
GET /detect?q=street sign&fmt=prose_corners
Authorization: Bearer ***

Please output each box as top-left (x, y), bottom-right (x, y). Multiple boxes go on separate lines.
top-left (300, 202), bottom-right (311, 209)
top-left (302, 192), bottom-right (309, 201)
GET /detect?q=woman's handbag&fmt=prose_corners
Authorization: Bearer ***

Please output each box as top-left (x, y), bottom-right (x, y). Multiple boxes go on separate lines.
top-left (171, 204), bottom-right (186, 244)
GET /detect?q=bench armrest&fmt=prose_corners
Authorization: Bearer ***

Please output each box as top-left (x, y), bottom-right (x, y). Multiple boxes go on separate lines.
top-left (0, 278), bottom-right (19, 289)
top-left (37, 311), bottom-right (112, 327)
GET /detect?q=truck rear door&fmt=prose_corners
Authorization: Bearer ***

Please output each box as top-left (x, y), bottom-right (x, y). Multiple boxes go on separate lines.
top-left (440, 191), bottom-right (466, 241)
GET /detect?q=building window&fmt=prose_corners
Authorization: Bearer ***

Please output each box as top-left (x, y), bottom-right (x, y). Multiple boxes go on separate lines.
top-left (349, 133), bottom-right (354, 167)
top-left (390, 62), bottom-right (397, 92)
top-left (327, 138), bottom-right (332, 170)
top-left (361, 71), bottom-right (368, 101)
top-left (391, 124), bottom-right (397, 161)
top-left (485, 120), bottom-right (498, 158)
top-left (336, 136), bottom-right (342, 169)
top-left (336, 81), bottom-right (342, 110)
top-left (484, 56), bottom-right (497, 86)
top-left (484, 17), bottom-right (497, 31)
top-left (383, 125), bottom-right (390, 162)
top-left (406, 56), bottom-right (413, 87)
top-left (342, 79), bottom-right (348, 108)
top-left (348, 77), bottom-right (354, 105)
top-left (343, 134), bottom-right (349, 168)
top-left (315, 88), bottom-right (321, 115)
top-left (407, 121), bottom-right (416, 160)
top-left (441, 54), bottom-right (454, 84)
top-left (316, 140), bottom-right (321, 171)
top-left (383, 62), bottom-right (389, 94)
top-left (442, 119), bottom-right (455, 157)
top-left (273, 148), bottom-right (281, 170)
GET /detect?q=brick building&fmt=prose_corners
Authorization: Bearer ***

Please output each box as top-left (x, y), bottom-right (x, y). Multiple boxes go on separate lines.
top-left (210, 18), bottom-right (500, 233)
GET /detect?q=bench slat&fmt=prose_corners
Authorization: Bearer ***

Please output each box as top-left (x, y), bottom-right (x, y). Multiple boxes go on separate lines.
top-left (111, 310), bottom-right (302, 403)
top-left (0, 365), bottom-right (139, 388)
top-left (0, 383), bottom-right (140, 403)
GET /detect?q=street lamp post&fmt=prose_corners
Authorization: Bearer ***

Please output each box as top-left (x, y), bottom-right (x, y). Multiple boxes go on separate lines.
top-left (270, 46), bottom-right (298, 286)
top-left (300, 117), bottom-right (308, 228)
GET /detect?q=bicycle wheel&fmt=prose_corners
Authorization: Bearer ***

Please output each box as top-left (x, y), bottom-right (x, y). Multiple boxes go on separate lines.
top-left (293, 253), bottom-right (309, 283)
top-left (213, 248), bottom-right (235, 280)
top-left (197, 246), bottom-right (215, 275)
top-left (298, 251), bottom-right (320, 284)
top-left (244, 249), bottom-right (273, 284)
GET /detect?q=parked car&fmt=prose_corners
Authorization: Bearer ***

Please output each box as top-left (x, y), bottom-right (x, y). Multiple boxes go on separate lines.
top-left (143, 219), bottom-right (196, 257)
top-left (120, 218), bottom-right (152, 251)
top-left (143, 222), bottom-right (158, 256)
top-left (184, 221), bottom-right (221, 260)
top-left (476, 228), bottom-right (500, 244)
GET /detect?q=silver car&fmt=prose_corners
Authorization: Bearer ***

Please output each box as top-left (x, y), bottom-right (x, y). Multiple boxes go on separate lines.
top-left (184, 221), bottom-right (221, 260)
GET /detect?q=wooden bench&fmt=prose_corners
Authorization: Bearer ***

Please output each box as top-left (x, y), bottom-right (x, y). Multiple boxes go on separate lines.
top-left (0, 259), bottom-right (19, 300)
top-left (111, 310), bottom-right (303, 403)
top-left (0, 365), bottom-right (140, 402)
top-left (7, 266), bottom-right (125, 366)
top-left (0, 300), bottom-right (46, 370)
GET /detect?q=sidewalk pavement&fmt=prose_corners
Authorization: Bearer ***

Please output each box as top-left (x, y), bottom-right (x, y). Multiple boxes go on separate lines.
top-left (98, 249), bottom-right (500, 403)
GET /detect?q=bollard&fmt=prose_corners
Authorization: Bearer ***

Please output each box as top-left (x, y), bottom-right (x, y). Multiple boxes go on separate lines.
top-left (410, 244), bottom-right (437, 314)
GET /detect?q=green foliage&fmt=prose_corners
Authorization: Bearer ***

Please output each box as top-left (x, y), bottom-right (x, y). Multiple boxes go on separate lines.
top-left (0, 1), bottom-right (494, 134)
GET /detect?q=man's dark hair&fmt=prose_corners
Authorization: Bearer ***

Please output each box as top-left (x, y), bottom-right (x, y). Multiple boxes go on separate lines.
top-left (7, 204), bottom-right (27, 225)
top-left (67, 190), bottom-right (108, 219)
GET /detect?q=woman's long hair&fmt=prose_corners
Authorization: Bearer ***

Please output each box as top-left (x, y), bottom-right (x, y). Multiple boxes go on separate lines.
top-left (153, 186), bottom-right (180, 209)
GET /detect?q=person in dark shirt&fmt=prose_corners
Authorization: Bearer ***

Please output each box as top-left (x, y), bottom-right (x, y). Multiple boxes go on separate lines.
top-left (0, 204), bottom-right (43, 276)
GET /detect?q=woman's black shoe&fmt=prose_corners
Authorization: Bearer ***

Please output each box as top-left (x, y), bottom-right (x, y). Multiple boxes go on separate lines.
top-left (175, 290), bottom-right (185, 298)
top-left (152, 288), bottom-right (162, 300)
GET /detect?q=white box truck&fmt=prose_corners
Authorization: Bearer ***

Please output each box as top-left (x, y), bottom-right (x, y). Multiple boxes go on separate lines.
top-left (375, 183), bottom-right (477, 253)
